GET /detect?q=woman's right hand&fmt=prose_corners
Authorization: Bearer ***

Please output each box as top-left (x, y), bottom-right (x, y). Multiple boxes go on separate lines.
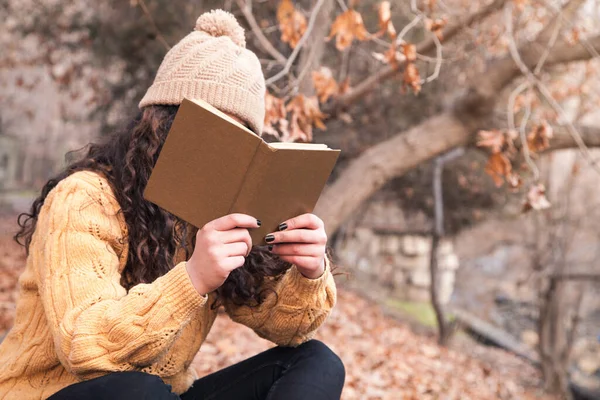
top-left (186, 213), bottom-right (260, 296)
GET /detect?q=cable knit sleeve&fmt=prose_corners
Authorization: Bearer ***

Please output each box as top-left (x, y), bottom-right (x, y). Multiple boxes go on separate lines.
top-left (34, 172), bottom-right (207, 379)
top-left (223, 257), bottom-right (337, 347)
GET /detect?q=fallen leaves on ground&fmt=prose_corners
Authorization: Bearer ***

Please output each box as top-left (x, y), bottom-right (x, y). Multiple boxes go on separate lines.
top-left (0, 218), bottom-right (552, 399)
top-left (192, 287), bottom-right (552, 400)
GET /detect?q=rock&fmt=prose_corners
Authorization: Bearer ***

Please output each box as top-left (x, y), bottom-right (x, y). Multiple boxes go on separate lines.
top-left (578, 354), bottom-right (600, 376)
top-left (402, 235), bottom-right (431, 256)
top-left (393, 269), bottom-right (406, 288)
top-left (438, 271), bottom-right (456, 304)
top-left (439, 254), bottom-right (460, 271)
top-left (395, 254), bottom-right (428, 270)
top-left (404, 286), bottom-right (432, 303)
top-left (437, 239), bottom-right (454, 256)
top-left (409, 268), bottom-right (431, 287)
top-left (382, 235), bottom-right (401, 254)
top-left (354, 227), bottom-right (374, 242)
top-left (369, 238), bottom-right (380, 257)
top-left (379, 263), bottom-right (395, 287)
top-left (357, 257), bottom-right (370, 273)
top-left (521, 330), bottom-right (539, 348)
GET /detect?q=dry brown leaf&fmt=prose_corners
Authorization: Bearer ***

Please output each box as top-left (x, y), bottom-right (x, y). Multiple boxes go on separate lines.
top-left (403, 63), bottom-right (421, 94)
top-left (523, 183), bottom-right (551, 212)
top-left (286, 94), bottom-right (327, 142)
top-left (312, 67), bottom-right (339, 103)
top-left (514, 0), bottom-right (528, 11)
top-left (485, 152), bottom-right (512, 187)
top-left (401, 43), bottom-right (417, 62)
top-left (526, 121), bottom-right (553, 153)
top-left (377, 1), bottom-right (396, 39)
top-left (424, 17), bottom-right (447, 40)
top-left (372, 43), bottom-right (404, 68)
top-left (327, 9), bottom-right (371, 51)
top-left (505, 129), bottom-right (519, 156)
top-left (506, 173), bottom-right (523, 190)
top-left (384, 42), bottom-right (400, 68)
top-left (263, 92), bottom-right (288, 139)
top-left (277, 0), bottom-right (307, 49)
top-left (477, 129), bottom-right (505, 154)
top-left (425, 0), bottom-right (437, 12)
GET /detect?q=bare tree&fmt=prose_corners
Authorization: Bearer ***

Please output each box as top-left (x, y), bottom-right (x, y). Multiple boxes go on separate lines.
top-left (430, 147), bottom-right (464, 345)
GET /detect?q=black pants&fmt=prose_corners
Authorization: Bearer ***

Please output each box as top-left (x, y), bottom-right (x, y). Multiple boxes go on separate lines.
top-left (48, 340), bottom-right (345, 400)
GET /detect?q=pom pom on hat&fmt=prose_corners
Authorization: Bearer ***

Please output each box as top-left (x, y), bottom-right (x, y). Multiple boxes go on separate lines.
top-left (140, 9), bottom-right (266, 133)
top-left (195, 9), bottom-right (246, 48)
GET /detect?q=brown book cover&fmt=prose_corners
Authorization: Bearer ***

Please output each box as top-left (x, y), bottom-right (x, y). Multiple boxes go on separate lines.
top-left (143, 98), bottom-right (340, 244)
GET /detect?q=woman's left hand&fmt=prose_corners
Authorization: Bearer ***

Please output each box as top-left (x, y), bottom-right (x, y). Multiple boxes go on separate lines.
top-left (265, 213), bottom-right (327, 279)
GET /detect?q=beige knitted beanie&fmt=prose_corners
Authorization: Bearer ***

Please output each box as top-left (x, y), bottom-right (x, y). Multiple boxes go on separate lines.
top-left (139, 10), bottom-right (266, 134)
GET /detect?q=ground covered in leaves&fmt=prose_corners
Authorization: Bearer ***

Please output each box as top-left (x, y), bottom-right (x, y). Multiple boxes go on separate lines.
top-left (0, 217), bottom-right (553, 399)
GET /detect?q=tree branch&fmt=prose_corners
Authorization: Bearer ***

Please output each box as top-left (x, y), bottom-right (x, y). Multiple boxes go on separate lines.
top-left (505, 4), bottom-right (600, 172)
top-left (551, 273), bottom-right (600, 282)
top-left (535, 0), bottom-right (585, 45)
top-left (265, 0), bottom-right (327, 86)
top-left (315, 113), bottom-right (470, 235)
top-left (547, 125), bottom-right (600, 151)
top-left (295, 0), bottom-right (336, 95)
top-left (315, 0), bottom-right (600, 236)
top-left (480, 34), bottom-right (600, 96)
top-left (236, 0), bottom-right (287, 64)
top-left (325, 0), bottom-right (508, 113)
top-left (137, 0), bottom-right (171, 51)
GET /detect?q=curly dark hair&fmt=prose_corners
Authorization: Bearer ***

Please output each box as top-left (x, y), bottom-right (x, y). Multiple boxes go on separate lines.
top-left (14, 105), bottom-right (291, 306)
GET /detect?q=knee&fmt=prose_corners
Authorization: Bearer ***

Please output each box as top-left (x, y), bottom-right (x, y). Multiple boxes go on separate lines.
top-left (299, 340), bottom-right (345, 383)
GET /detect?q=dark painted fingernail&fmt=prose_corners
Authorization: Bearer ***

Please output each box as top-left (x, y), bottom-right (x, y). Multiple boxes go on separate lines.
top-left (256, 219), bottom-right (262, 226)
top-left (278, 222), bottom-right (288, 231)
top-left (265, 234), bottom-right (275, 243)
top-left (268, 245), bottom-right (273, 251)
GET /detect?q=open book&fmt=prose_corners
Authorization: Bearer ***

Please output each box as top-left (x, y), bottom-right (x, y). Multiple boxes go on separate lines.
top-left (143, 98), bottom-right (340, 244)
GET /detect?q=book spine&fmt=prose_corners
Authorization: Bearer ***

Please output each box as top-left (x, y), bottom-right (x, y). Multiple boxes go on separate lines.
top-left (227, 140), bottom-right (265, 215)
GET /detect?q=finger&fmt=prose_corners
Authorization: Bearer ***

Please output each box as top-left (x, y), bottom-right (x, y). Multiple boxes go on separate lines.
top-left (265, 229), bottom-right (326, 245)
top-left (221, 256), bottom-right (246, 271)
top-left (279, 213), bottom-right (323, 231)
top-left (270, 243), bottom-right (324, 257)
top-left (219, 228), bottom-right (252, 256)
top-left (222, 242), bottom-right (250, 257)
top-left (209, 214), bottom-right (260, 231)
top-left (219, 228), bottom-right (252, 249)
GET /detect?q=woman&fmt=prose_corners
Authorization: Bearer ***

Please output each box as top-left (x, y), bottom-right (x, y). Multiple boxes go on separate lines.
top-left (0, 9), bottom-right (344, 400)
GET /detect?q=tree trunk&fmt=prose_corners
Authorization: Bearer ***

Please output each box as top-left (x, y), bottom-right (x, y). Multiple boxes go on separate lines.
top-left (539, 277), bottom-right (572, 398)
top-left (296, 0), bottom-right (335, 95)
top-left (315, 113), bottom-right (471, 235)
top-left (430, 233), bottom-right (451, 346)
top-left (316, 31), bottom-right (600, 235)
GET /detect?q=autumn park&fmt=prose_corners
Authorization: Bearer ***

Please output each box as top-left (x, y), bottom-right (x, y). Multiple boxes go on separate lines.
top-left (1, 0), bottom-right (599, 399)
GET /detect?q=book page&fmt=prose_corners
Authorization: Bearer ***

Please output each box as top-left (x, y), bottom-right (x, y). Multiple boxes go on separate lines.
top-left (268, 142), bottom-right (330, 150)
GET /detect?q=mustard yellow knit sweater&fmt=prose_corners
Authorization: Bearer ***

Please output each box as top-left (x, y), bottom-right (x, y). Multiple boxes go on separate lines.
top-left (0, 170), bottom-right (336, 399)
